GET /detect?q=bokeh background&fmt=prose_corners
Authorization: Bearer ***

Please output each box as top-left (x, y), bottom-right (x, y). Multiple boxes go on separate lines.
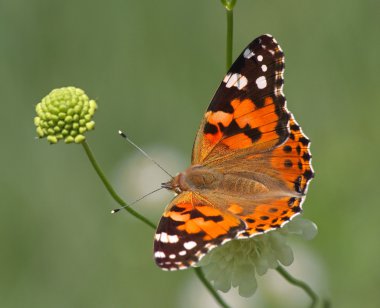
top-left (1, 0), bottom-right (379, 307)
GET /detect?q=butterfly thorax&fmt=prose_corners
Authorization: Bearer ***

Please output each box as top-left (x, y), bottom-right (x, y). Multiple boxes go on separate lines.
top-left (162, 165), bottom-right (223, 194)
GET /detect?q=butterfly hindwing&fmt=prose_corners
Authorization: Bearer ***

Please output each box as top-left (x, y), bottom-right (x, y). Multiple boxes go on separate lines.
top-left (234, 196), bottom-right (304, 238)
top-left (154, 192), bottom-right (245, 270)
top-left (204, 115), bottom-right (314, 239)
top-left (235, 117), bottom-right (314, 239)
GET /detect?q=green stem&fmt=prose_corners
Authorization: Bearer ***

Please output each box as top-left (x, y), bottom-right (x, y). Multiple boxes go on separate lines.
top-left (226, 9), bottom-right (233, 70)
top-left (81, 141), bottom-right (156, 229)
top-left (82, 141), bottom-right (229, 307)
top-left (194, 268), bottom-right (230, 308)
top-left (221, 0), bottom-right (236, 71)
top-left (276, 265), bottom-right (318, 308)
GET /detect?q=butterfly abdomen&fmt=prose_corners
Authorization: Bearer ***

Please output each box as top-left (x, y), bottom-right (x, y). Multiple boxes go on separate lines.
top-left (220, 174), bottom-right (270, 195)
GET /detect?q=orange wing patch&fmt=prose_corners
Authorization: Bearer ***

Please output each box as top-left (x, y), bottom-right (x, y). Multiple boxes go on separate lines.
top-left (235, 197), bottom-right (303, 238)
top-left (270, 115), bottom-right (314, 194)
top-left (221, 133), bottom-right (256, 149)
top-left (204, 111), bottom-right (233, 144)
top-left (195, 96), bottom-right (289, 163)
top-left (154, 192), bottom-right (245, 270)
top-left (233, 97), bottom-right (275, 128)
top-left (231, 98), bottom-right (255, 118)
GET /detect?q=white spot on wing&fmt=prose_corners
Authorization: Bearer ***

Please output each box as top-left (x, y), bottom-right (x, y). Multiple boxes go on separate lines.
top-left (261, 64), bottom-right (267, 72)
top-left (243, 48), bottom-right (255, 59)
top-left (184, 241), bottom-right (197, 250)
top-left (179, 250), bottom-right (186, 256)
top-left (257, 55), bottom-right (263, 62)
top-left (221, 238), bottom-right (232, 245)
top-left (236, 75), bottom-right (248, 90)
top-left (226, 73), bottom-right (239, 88)
top-left (169, 254), bottom-right (176, 259)
top-left (223, 73), bottom-right (231, 83)
top-left (225, 73), bottom-right (248, 90)
top-left (256, 76), bottom-right (267, 89)
top-left (154, 251), bottom-right (166, 258)
top-left (155, 233), bottom-right (160, 241)
top-left (160, 232), bottom-right (168, 243)
top-left (168, 235), bottom-right (179, 243)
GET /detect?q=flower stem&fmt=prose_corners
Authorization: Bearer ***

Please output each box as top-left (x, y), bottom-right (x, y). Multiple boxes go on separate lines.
top-left (81, 141), bottom-right (156, 229)
top-left (221, 0), bottom-right (237, 71)
top-left (82, 141), bottom-right (228, 307)
top-left (226, 9), bottom-right (233, 70)
top-left (194, 267), bottom-right (230, 308)
top-left (276, 265), bottom-right (318, 308)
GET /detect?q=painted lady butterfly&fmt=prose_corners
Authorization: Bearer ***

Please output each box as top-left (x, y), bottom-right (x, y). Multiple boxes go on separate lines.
top-left (154, 34), bottom-right (314, 270)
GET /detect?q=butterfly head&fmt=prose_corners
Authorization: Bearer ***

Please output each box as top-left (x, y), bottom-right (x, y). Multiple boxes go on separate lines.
top-left (161, 173), bottom-right (185, 194)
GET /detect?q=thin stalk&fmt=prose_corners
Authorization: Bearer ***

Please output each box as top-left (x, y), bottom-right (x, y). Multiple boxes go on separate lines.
top-left (226, 9), bottom-right (233, 70)
top-left (276, 265), bottom-right (318, 308)
top-left (194, 268), bottom-right (230, 308)
top-left (81, 141), bottom-right (156, 229)
top-left (221, 0), bottom-right (236, 70)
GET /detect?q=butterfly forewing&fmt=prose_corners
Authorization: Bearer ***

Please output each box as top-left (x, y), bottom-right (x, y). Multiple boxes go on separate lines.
top-left (192, 34), bottom-right (289, 165)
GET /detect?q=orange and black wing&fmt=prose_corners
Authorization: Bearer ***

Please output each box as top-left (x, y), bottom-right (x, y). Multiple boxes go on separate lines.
top-left (192, 34), bottom-right (290, 164)
top-left (154, 192), bottom-right (245, 270)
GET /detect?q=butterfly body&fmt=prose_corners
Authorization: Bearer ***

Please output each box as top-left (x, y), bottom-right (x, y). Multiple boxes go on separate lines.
top-left (163, 160), bottom-right (300, 204)
top-left (154, 34), bottom-right (314, 271)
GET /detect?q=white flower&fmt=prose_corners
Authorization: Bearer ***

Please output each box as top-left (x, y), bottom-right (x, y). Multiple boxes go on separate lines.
top-left (197, 216), bottom-right (318, 297)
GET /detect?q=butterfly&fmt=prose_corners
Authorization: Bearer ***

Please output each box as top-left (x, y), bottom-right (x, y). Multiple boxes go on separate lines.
top-left (154, 34), bottom-right (314, 270)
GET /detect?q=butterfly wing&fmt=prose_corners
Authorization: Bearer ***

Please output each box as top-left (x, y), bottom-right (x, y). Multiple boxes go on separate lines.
top-left (192, 34), bottom-right (289, 164)
top-left (154, 192), bottom-right (245, 270)
top-left (155, 34), bottom-right (314, 271)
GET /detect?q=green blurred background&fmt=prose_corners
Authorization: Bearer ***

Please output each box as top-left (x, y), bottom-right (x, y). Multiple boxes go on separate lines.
top-left (1, 0), bottom-right (379, 307)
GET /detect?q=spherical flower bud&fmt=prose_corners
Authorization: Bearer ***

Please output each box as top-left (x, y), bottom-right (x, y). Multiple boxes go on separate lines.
top-left (34, 87), bottom-right (97, 144)
top-left (197, 216), bottom-right (318, 297)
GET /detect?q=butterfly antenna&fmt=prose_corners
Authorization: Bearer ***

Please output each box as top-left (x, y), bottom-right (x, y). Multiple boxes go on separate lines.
top-left (111, 187), bottom-right (164, 213)
top-left (118, 130), bottom-right (173, 179)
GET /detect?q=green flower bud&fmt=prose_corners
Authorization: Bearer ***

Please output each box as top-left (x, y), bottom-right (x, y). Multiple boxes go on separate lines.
top-left (34, 87), bottom-right (98, 144)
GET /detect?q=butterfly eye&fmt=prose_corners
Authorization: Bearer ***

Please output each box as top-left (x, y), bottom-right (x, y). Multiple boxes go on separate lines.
top-left (174, 187), bottom-right (182, 194)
